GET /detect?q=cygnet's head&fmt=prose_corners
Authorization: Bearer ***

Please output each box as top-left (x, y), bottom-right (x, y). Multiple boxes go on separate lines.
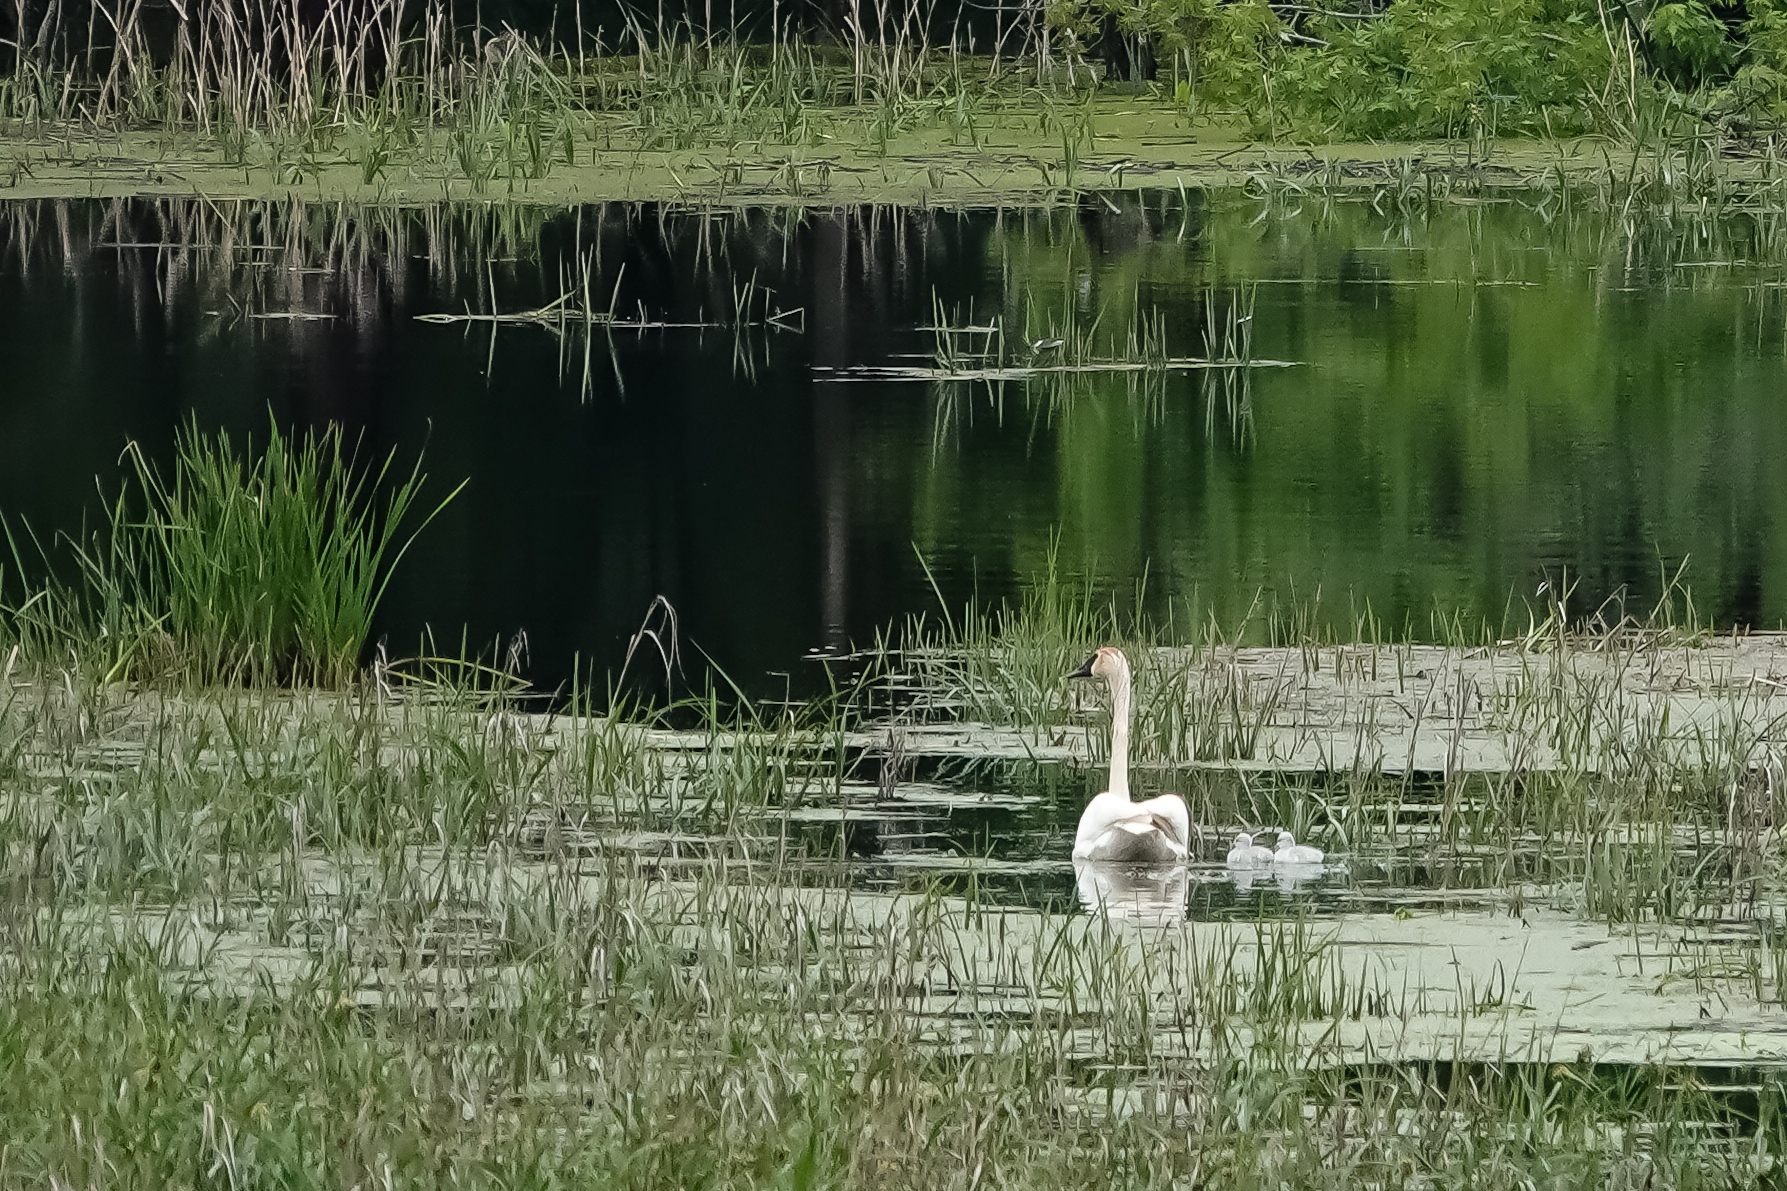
top-left (1275, 830), bottom-right (1297, 850)
top-left (1068, 646), bottom-right (1130, 683)
top-left (1231, 832), bottom-right (1254, 849)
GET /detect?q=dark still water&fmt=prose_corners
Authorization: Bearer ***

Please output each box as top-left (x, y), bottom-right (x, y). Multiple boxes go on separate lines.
top-left (3, 194), bottom-right (1784, 690)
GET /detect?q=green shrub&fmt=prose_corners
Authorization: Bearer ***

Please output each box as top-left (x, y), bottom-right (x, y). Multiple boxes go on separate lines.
top-left (1647, 2), bottom-right (1735, 83)
top-left (1735, 0), bottom-right (1787, 119)
top-left (1042, 0), bottom-right (1285, 108)
top-left (1263, 0), bottom-right (1613, 139)
top-left (1041, 0), bottom-right (1621, 138)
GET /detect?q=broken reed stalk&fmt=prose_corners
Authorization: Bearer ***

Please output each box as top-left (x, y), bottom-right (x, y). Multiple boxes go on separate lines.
top-left (414, 251), bottom-right (806, 333)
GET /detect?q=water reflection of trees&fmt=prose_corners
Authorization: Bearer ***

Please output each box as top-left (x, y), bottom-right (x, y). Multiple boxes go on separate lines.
top-left (6, 190), bottom-right (1787, 670)
top-left (897, 191), bottom-right (1787, 635)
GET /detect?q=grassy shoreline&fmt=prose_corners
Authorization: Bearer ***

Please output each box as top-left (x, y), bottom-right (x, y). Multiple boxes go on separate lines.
top-left (4, 110), bottom-right (1780, 207)
top-left (9, 0), bottom-right (1783, 213)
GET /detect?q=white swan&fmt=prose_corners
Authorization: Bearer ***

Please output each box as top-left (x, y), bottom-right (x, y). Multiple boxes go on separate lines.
top-left (1273, 830), bottom-right (1324, 865)
top-left (1068, 647), bottom-right (1191, 864)
top-left (1225, 831), bottom-right (1277, 868)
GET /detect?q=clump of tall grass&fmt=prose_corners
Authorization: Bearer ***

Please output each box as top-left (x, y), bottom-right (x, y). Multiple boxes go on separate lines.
top-left (4, 419), bottom-right (458, 688)
top-left (894, 543), bottom-right (1149, 728)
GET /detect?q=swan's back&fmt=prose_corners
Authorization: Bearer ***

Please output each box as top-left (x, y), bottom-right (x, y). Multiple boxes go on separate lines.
top-left (1076, 793), bottom-right (1191, 863)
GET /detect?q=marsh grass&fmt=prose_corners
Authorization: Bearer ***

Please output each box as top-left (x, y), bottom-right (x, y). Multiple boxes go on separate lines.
top-left (0, 658), bottom-right (1785, 1184)
top-left (3, 418), bottom-right (459, 687)
top-left (890, 554), bottom-right (1787, 924)
top-left (3, 531), bottom-right (1787, 1179)
top-left (0, 0), bottom-right (1067, 188)
top-left (895, 542), bottom-right (1141, 729)
top-left (10, 0), bottom-right (1782, 199)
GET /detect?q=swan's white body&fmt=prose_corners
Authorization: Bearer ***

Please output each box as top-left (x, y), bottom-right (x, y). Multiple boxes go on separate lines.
top-left (1070, 648), bottom-right (1191, 864)
top-left (1076, 792), bottom-right (1191, 863)
top-left (1274, 830), bottom-right (1324, 865)
top-left (1225, 832), bottom-right (1277, 869)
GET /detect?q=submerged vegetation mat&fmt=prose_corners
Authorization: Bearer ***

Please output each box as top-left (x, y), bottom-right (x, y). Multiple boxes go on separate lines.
top-left (5, 518), bottom-right (1787, 1179)
top-left (2, 623), bottom-right (1787, 1181)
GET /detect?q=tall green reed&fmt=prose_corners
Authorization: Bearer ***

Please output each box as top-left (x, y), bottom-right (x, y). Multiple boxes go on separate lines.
top-left (6, 419), bottom-right (459, 688)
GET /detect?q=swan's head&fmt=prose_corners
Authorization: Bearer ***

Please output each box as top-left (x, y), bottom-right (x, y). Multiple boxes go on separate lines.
top-left (1068, 646), bottom-right (1130, 683)
top-left (1275, 830), bottom-right (1296, 851)
top-left (1231, 832), bottom-right (1254, 850)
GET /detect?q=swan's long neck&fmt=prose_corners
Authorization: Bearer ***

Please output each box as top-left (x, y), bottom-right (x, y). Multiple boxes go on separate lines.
top-left (1107, 658), bottom-right (1132, 803)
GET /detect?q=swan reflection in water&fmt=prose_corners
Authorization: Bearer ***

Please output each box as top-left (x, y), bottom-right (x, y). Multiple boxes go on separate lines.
top-left (1074, 860), bottom-right (1189, 927)
top-left (1230, 861), bottom-right (1326, 896)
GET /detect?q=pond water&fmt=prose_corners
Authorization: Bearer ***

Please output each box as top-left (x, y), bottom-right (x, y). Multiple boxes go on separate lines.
top-left (3, 192), bottom-right (1786, 691)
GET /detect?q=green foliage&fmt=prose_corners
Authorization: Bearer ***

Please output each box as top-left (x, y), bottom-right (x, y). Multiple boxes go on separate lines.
top-left (1187, 0), bottom-right (1288, 108)
top-left (9, 419), bottom-right (460, 688)
top-left (1045, 0), bottom-right (1283, 108)
top-left (1646, 2), bottom-right (1735, 84)
top-left (1263, 0), bottom-right (1613, 138)
top-left (1736, 0), bottom-right (1787, 118)
top-left (1038, 0), bottom-right (1787, 139)
top-left (1037, 0), bottom-right (1628, 138)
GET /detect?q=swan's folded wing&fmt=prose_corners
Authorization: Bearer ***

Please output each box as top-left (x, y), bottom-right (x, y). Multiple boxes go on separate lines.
top-left (1136, 795), bottom-right (1192, 848)
top-left (1111, 806), bottom-right (1192, 860)
top-left (1076, 794), bottom-right (1191, 861)
top-left (1107, 808), bottom-right (1180, 838)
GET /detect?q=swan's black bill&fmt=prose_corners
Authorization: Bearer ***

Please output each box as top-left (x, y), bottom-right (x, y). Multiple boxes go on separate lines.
top-left (1068, 654), bottom-right (1097, 679)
